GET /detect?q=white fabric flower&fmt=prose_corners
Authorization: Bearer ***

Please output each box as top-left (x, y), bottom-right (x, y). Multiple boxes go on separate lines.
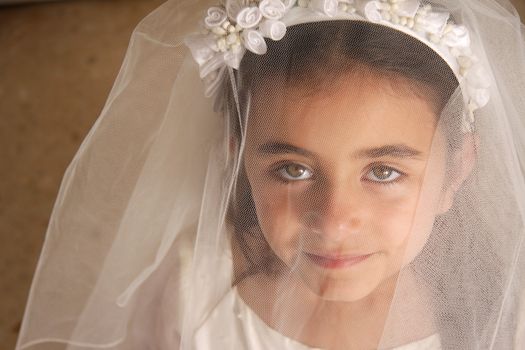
top-left (204, 7), bottom-right (228, 28)
top-left (465, 63), bottom-right (491, 89)
top-left (360, 1), bottom-right (382, 22)
top-left (259, 20), bottom-right (287, 40)
top-left (259, 0), bottom-right (287, 20)
top-left (242, 29), bottom-right (268, 54)
top-left (442, 25), bottom-right (471, 48)
top-left (310, 0), bottom-right (338, 17)
top-left (419, 12), bottom-right (449, 35)
top-left (462, 63), bottom-right (490, 109)
top-left (468, 87), bottom-right (490, 109)
top-left (186, 0), bottom-right (490, 117)
top-left (236, 7), bottom-right (263, 28)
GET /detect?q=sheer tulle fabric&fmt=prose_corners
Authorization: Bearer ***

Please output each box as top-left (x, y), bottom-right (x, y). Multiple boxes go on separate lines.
top-left (16, 0), bottom-right (525, 349)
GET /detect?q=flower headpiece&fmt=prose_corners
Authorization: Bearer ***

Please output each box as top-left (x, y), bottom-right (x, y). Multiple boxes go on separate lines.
top-left (185, 0), bottom-right (491, 130)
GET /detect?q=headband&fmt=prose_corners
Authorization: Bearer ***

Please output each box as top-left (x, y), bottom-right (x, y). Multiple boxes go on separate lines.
top-left (185, 0), bottom-right (490, 130)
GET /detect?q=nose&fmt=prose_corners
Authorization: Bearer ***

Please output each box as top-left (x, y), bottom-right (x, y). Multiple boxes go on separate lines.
top-left (303, 179), bottom-right (366, 242)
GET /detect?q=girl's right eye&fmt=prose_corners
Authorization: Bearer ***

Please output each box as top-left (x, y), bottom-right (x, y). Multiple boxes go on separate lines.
top-left (276, 163), bottom-right (313, 181)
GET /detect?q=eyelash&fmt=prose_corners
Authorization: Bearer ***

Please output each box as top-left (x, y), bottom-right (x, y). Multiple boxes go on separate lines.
top-left (272, 162), bottom-right (406, 185)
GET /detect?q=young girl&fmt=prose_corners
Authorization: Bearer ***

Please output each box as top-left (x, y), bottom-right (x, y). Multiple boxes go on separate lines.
top-left (16, 0), bottom-right (525, 349)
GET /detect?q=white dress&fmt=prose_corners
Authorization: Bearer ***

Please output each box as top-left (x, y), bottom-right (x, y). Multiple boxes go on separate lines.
top-left (192, 287), bottom-right (442, 350)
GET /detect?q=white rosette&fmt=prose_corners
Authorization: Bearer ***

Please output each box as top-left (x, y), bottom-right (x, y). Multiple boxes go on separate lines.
top-left (204, 7), bottom-right (228, 29)
top-left (418, 12), bottom-right (449, 35)
top-left (467, 87), bottom-right (490, 110)
top-left (242, 29), bottom-right (268, 54)
top-left (310, 0), bottom-right (339, 17)
top-left (259, 0), bottom-right (287, 20)
top-left (237, 7), bottom-right (264, 28)
top-left (464, 63), bottom-right (491, 109)
top-left (442, 25), bottom-right (471, 48)
top-left (357, 1), bottom-right (383, 22)
top-left (259, 19), bottom-right (287, 40)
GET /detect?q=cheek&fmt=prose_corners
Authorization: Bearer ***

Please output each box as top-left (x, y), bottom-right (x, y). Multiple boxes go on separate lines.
top-left (249, 180), bottom-right (302, 260)
top-left (370, 189), bottom-right (423, 253)
top-left (382, 158), bottom-right (448, 265)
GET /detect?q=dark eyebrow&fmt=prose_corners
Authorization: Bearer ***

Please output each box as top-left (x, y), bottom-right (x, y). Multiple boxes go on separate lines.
top-left (257, 142), bottom-right (316, 158)
top-left (257, 142), bottom-right (423, 160)
top-left (354, 144), bottom-right (423, 159)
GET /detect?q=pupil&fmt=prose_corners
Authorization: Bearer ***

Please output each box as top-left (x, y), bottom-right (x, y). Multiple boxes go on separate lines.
top-left (374, 167), bottom-right (392, 180)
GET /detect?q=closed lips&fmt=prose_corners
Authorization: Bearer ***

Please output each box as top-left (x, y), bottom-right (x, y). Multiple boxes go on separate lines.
top-left (304, 252), bottom-right (372, 269)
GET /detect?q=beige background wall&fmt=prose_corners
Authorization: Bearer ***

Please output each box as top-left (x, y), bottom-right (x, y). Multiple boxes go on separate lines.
top-left (1, 0), bottom-right (524, 349)
top-left (0, 1), bottom-right (165, 347)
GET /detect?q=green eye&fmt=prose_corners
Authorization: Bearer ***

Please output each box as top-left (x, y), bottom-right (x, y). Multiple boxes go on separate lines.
top-left (277, 163), bottom-right (313, 181)
top-left (367, 165), bottom-right (402, 183)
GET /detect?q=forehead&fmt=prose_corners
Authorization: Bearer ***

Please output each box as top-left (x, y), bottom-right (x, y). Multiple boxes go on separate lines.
top-left (246, 73), bottom-right (438, 152)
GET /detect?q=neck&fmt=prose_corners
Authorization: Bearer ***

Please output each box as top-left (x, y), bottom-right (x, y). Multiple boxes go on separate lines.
top-left (237, 266), bottom-right (436, 350)
top-left (274, 270), bottom-right (398, 349)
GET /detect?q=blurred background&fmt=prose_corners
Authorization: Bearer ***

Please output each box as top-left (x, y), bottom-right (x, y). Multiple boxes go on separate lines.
top-left (0, 0), bottom-right (524, 348)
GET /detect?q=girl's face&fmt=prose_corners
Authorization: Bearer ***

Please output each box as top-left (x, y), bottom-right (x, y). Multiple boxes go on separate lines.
top-left (243, 72), bottom-right (451, 302)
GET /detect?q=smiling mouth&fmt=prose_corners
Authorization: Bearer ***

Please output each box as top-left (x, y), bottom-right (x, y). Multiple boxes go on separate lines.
top-left (304, 252), bottom-right (373, 269)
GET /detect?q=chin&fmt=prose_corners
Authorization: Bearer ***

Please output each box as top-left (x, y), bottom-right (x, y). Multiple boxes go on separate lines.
top-left (295, 255), bottom-right (388, 302)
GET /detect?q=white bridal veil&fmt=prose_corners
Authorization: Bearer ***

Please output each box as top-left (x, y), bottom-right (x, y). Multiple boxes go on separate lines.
top-left (16, 0), bottom-right (525, 349)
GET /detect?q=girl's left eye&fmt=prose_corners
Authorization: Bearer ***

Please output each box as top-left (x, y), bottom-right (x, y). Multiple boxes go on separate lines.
top-left (365, 165), bottom-right (403, 183)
